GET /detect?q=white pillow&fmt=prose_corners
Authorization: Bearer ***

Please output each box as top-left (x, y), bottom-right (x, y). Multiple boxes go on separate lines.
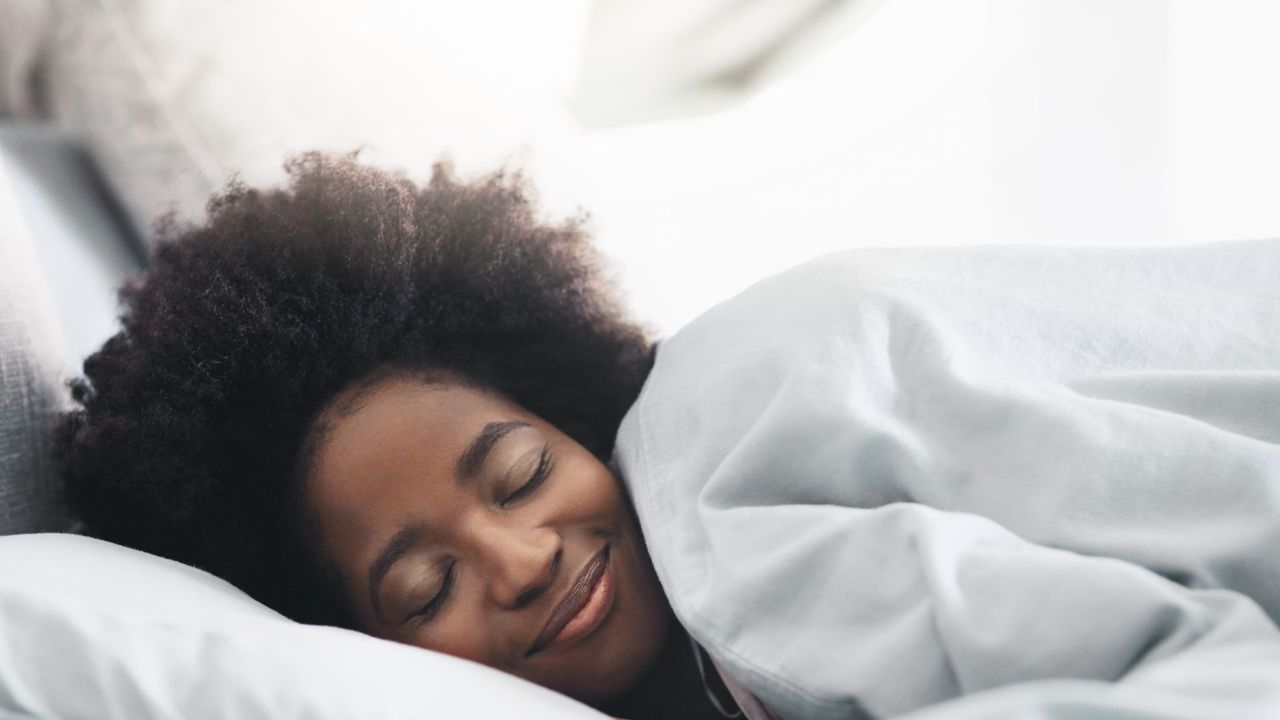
top-left (0, 533), bottom-right (607, 719)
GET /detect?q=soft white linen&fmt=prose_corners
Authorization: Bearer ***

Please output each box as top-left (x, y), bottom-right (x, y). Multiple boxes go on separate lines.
top-left (0, 533), bottom-right (607, 719)
top-left (570, 0), bottom-right (876, 127)
top-left (612, 239), bottom-right (1280, 719)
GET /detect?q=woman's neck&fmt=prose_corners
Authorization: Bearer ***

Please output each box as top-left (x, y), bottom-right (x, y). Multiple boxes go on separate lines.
top-left (599, 619), bottom-right (741, 720)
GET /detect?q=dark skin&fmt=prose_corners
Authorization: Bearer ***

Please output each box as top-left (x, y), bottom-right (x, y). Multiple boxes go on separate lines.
top-left (305, 371), bottom-right (740, 719)
top-left (601, 620), bottom-right (744, 720)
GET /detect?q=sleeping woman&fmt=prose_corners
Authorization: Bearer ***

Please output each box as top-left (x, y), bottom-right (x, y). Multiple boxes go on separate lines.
top-left (55, 154), bottom-right (1280, 720)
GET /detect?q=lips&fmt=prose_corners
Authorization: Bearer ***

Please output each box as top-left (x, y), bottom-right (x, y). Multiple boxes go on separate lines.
top-left (527, 544), bottom-right (612, 656)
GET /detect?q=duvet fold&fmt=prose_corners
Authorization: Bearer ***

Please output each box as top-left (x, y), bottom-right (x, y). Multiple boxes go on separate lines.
top-left (612, 239), bottom-right (1280, 719)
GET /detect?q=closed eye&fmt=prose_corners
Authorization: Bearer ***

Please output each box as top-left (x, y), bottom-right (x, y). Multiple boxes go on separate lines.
top-left (501, 444), bottom-right (553, 507)
top-left (406, 561), bottom-right (455, 625)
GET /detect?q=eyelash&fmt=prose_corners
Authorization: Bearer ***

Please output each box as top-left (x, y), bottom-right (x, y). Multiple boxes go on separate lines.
top-left (408, 446), bottom-right (554, 624)
top-left (500, 445), bottom-right (554, 507)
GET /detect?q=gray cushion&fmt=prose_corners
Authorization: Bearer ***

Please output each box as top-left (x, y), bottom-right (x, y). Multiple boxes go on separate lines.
top-left (0, 133), bottom-right (71, 534)
top-left (0, 124), bottom-right (146, 374)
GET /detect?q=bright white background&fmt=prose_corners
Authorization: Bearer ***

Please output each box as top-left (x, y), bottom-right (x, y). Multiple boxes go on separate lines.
top-left (531, 0), bottom-right (1280, 334)
top-left (22, 0), bottom-right (1280, 336)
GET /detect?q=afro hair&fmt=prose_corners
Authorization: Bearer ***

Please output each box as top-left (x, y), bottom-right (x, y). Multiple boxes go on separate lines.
top-left (54, 152), bottom-right (655, 626)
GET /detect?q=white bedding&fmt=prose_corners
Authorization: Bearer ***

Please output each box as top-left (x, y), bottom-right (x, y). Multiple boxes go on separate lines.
top-left (612, 239), bottom-right (1280, 719)
top-left (0, 534), bottom-right (609, 719)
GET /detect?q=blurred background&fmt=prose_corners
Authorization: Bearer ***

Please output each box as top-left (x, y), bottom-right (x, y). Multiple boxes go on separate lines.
top-left (2, 0), bottom-right (1280, 359)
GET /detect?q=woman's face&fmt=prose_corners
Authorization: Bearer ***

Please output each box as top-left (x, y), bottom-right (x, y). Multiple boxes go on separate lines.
top-left (304, 372), bottom-right (673, 704)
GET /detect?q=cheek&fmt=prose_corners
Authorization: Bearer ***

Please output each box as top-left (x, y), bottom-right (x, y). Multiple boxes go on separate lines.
top-left (559, 453), bottom-right (624, 519)
top-left (402, 597), bottom-right (500, 667)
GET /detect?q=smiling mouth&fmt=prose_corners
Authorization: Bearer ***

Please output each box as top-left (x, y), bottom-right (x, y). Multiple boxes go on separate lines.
top-left (527, 544), bottom-right (614, 656)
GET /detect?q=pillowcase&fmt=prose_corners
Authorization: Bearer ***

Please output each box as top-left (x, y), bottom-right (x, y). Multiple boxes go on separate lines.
top-left (0, 533), bottom-right (608, 719)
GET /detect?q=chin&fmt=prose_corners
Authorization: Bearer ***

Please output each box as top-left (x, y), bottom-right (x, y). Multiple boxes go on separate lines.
top-left (577, 603), bottom-right (675, 706)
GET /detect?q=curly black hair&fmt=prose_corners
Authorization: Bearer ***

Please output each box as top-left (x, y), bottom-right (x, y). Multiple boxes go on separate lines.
top-left (54, 152), bottom-right (655, 626)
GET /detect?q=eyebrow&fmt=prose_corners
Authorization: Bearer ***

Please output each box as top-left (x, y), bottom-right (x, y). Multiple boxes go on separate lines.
top-left (454, 420), bottom-right (530, 482)
top-left (367, 420), bottom-right (531, 622)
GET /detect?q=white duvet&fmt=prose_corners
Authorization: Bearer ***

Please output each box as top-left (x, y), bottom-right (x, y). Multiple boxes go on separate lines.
top-left (611, 239), bottom-right (1280, 719)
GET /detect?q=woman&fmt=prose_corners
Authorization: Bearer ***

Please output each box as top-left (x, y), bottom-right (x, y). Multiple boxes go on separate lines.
top-left (54, 153), bottom-right (754, 720)
top-left (57, 153), bottom-right (1280, 720)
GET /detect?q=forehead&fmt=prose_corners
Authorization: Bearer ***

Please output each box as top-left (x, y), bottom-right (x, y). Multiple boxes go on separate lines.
top-left (305, 375), bottom-right (526, 526)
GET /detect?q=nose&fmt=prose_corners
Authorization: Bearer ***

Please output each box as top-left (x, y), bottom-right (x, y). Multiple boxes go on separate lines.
top-left (476, 524), bottom-right (561, 610)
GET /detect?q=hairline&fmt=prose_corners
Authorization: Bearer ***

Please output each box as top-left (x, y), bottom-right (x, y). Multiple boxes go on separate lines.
top-left (285, 361), bottom-right (494, 627)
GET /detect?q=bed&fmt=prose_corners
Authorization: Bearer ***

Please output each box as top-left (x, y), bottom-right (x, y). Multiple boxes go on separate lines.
top-left (4, 1), bottom-right (1280, 718)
